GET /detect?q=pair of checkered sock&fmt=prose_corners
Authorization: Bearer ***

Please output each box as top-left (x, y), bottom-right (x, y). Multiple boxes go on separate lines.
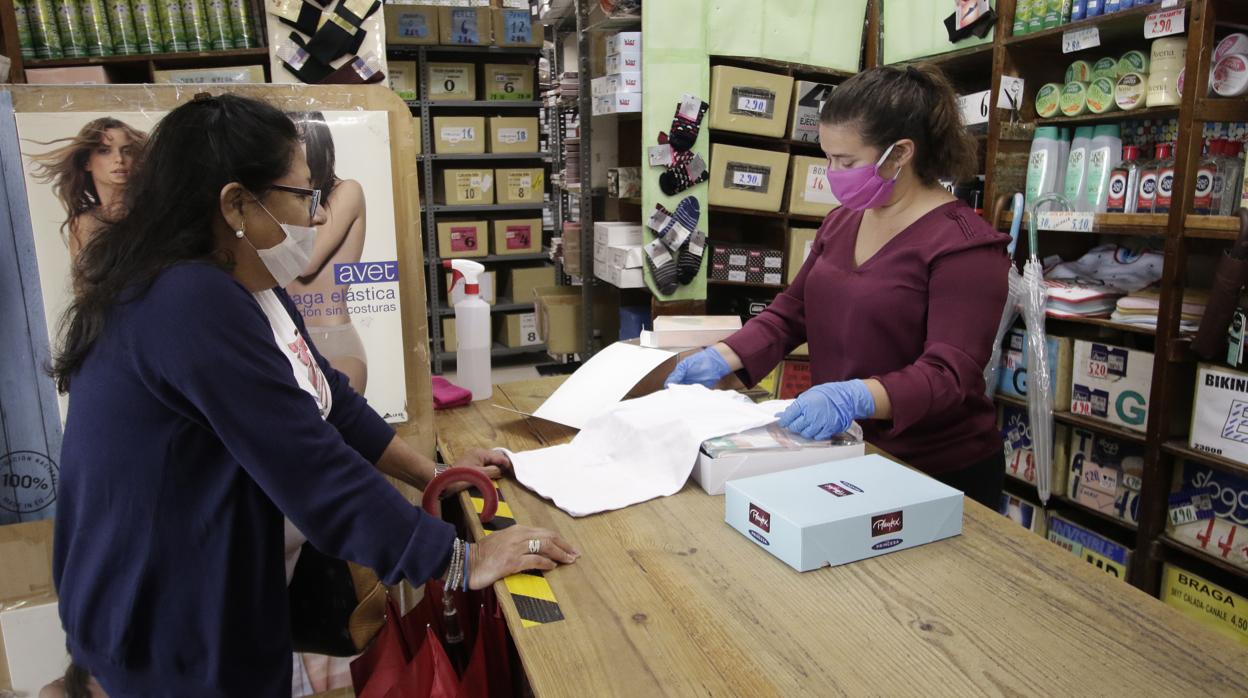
top-left (644, 197), bottom-right (707, 296)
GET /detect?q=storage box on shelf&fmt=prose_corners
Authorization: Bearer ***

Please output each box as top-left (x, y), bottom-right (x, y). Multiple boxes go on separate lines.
top-left (1047, 512), bottom-right (1134, 582)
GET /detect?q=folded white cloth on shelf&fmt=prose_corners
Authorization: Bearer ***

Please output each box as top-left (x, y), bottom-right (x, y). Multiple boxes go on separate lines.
top-left (507, 385), bottom-right (788, 517)
top-left (1044, 243), bottom-right (1164, 294)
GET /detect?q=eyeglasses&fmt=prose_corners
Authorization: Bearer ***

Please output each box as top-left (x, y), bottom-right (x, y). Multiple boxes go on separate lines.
top-left (269, 183), bottom-right (321, 222)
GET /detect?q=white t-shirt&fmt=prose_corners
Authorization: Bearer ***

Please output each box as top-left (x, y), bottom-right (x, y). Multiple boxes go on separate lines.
top-left (254, 289), bottom-right (333, 582)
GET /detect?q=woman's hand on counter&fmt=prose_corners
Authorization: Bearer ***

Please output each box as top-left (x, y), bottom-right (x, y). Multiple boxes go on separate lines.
top-left (441, 448), bottom-right (513, 494)
top-left (468, 525), bottom-right (579, 590)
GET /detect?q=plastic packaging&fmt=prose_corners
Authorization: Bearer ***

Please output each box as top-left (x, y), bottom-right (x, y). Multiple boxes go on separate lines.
top-left (14, 0), bottom-right (36, 59)
top-left (104, 0), bottom-right (139, 55)
top-left (1147, 71), bottom-right (1182, 107)
top-left (1107, 145), bottom-right (1140, 213)
top-left (28, 0), bottom-right (64, 59)
top-left (1064, 127), bottom-right (1094, 211)
top-left (202, 0), bottom-right (232, 50)
top-left (53, 0), bottom-right (87, 57)
top-left (1024, 193), bottom-right (1065, 504)
top-left (1214, 33), bottom-right (1248, 63)
top-left (1035, 83), bottom-right (1062, 118)
top-left (1026, 126), bottom-right (1063, 208)
top-left (444, 260), bottom-right (492, 401)
top-left (1115, 72), bottom-right (1147, 110)
top-left (1091, 56), bottom-right (1118, 81)
top-left (1085, 0), bottom-right (1102, 18)
top-left (226, 0), bottom-right (254, 49)
top-left (1059, 81), bottom-right (1090, 116)
top-left (1220, 140), bottom-right (1245, 216)
top-left (79, 0), bottom-right (113, 56)
top-left (1086, 124), bottom-right (1122, 213)
top-left (1066, 59), bottom-right (1091, 84)
top-left (1150, 36), bottom-right (1187, 74)
top-left (1117, 49), bottom-right (1148, 77)
top-left (1056, 128), bottom-right (1071, 195)
top-left (1136, 144), bottom-right (1160, 213)
top-left (1212, 54), bottom-right (1248, 98)
top-left (154, 0), bottom-right (187, 52)
top-left (1087, 76), bottom-right (1118, 114)
top-left (181, 0), bottom-right (211, 52)
top-left (1153, 142), bottom-right (1176, 213)
top-left (985, 192), bottom-right (1026, 398)
top-left (130, 0), bottom-right (162, 54)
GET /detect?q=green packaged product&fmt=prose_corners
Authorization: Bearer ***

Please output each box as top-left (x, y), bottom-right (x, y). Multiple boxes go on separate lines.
top-left (181, 0), bottom-right (210, 51)
top-left (53, 0), bottom-right (88, 57)
top-left (1028, 0), bottom-right (1046, 33)
top-left (1087, 77), bottom-right (1118, 114)
top-left (105, 0), bottom-right (139, 54)
top-left (154, 0), bottom-right (187, 51)
top-left (202, 0), bottom-right (233, 51)
top-left (79, 0), bottom-right (115, 56)
top-left (226, 0), bottom-right (254, 48)
top-left (1013, 0), bottom-right (1031, 35)
top-left (1117, 50), bottom-right (1149, 78)
top-left (1035, 82), bottom-right (1063, 119)
top-left (1065, 59), bottom-right (1092, 84)
top-left (1091, 57), bottom-right (1118, 81)
top-left (1059, 81), bottom-right (1090, 117)
top-left (14, 0), bottom-right (36, 60)
top-left (129, 0), bottom-right (161, 53)
top-left (29, 0), bottom-right (64, 59)
top-left (1043, 0), bottom-right (1071, 29)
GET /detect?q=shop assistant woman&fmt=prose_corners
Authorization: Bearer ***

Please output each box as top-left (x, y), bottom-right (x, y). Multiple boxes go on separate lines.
top-left (51, 94), bottom-right (577, 697)
top-left (668, 65), bottom-right (1010, 507)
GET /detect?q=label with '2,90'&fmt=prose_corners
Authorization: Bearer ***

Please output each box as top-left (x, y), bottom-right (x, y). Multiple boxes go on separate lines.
top-left (726, 163), bottom-right (770, 193)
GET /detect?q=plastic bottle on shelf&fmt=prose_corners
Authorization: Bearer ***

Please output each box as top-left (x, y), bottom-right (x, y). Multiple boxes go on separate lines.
top-left (1135, 143), bottom-right (1161, 213)
top-left (1107, 145), bottom-right (1141, 213)
top-left (1071, 0), bottom-right (1086, 23)
top-left (1220, 140), bottom-right (1245, 216)
top-left (443, 259), bottom-right (492, 401)
top-left (1153, 142), bottom-right (1176, 214)
top-left (1086, 124), bottom-right (1124, 213)
top-left (1085, 0), bottom-right (1102, 18)
top-left (1064, 126), bottom-right (1095, 211)
top-left (1026, 126), bottom-right (1063, 208)
top-left (1193, 139), bottom-right (1223, 216)
top-left (1056, 127), bottom-right (1072, 196)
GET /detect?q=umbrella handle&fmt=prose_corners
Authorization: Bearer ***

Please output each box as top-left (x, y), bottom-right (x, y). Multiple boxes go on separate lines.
top-left (1025, 193), bottom-right (1072, 258)
top-left (421, 468), bottom-right (499, 523)
top-left (1008, 192), bottom-right (1025, 258)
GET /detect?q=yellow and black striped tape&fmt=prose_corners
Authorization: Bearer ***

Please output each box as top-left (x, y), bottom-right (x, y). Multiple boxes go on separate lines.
top-left (470, 488), bottom-right (564, 628)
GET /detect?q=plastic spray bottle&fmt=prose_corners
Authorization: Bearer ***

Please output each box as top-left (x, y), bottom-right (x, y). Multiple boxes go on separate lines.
top-left (444, 259), bottom-right (492, 401)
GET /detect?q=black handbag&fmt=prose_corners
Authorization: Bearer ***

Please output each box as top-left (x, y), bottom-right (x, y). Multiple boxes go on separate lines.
top-left (288, 542), bottom-right (387, 657)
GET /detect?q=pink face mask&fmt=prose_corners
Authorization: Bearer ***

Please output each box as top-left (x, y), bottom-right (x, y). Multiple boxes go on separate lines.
top-left (825, 143), bottom-right (899, 211)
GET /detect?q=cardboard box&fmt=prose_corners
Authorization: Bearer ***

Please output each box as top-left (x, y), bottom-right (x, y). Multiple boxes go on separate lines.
top-left (1047, 514), bottom-right (1132, 581)
top-left (488, 116), bottom-right (538, 153)
top-left (498, 312), bottom-right (542, 347)
top-left (695, 424), bottom-right (866, 496)
top-left (725, 454), bottom-right (963, 572)
top-left (607, 166), bottom-right (641, 198)
top-left (439, 6), bottom-right (492, 45)
top-left (442, 318), bottom-right (457, 352)
top-left (1161, 564), bottom-right (1248, 647)
top-left (999, 403), bottom-right (1071, 495)
top-left (787, 156), bottom-right (840, 217)
top-left (385, 5), bottom-right (439, 45)
top-left (640, 316), bottom-right (742, 349)
top-left (709, 144), bottom-right (790, 213)
top-left (605, 31), bottom-right (641, 58)
top-left (592, 73), bottom-right (642, 96)
top-left (484, 64), bottom-right (535, 100)
top-left (491, 218), bottom-right (542, 255)
top-left (436, 220), bottom-right (488, 258)
top-left (999, 494), bottom-right (1047, 535)
top-left (447, 270), bottom-right (496, 306)
top-left (0, 520), bottom-right (54, 605)
top-left (593, 92), bottom-right (642, 115)
top-left (604, 244), bottom-right (643, 270)
top-left (1166, 459), bottom-right (1248, 572)
top-left (24, 66), bottom-right (109, 84)
top-left (387, 60), bottom-right (419, 102)
top-left (562, 223), bottom-right (582, 277)
top-left (433, 116), bottom-right (486, 154)
top-left (595, 258), bottom-right (645, 288)
top-left (152, 65), bottom-right (266, 84)
top-left (779, 358), bottom-right (811, 399)
top-left (440, 168), bottom-right (495, 205)
top-left (1, 598), bottom-right (67, 697)
top-left (999, 329), bottom-right (1075, 411)
top-left (1070, 340), bottom-right (1154, 432)
top-left (427, 63), bottom-right (476, 101)
top-left (709, 65), bottom-right (795, 138)
top-left (787, 227), bottom-right (818, 283)
top-left (505, 266), bottom-right (555, 303)
top-left (605, 53), bottom-right (642, 75)
top-left (1189, 364), bottom-right (1248, 467)
top-left (533, 285), bottom-right (619, 354)
top-left (495, 168), bottom-right (544, 204)
top-left (594, 221), bottom-right (644, 247)
top-left (790, 81), bottom-right (835, 143)
top-left (1066, 428), bottom-right (1144, 526)
top-left (492, 7), bottom-right (541, 47)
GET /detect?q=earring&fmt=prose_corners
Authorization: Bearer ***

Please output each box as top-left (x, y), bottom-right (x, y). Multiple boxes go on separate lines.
top-left (235, 229), bottom-right (244, 239)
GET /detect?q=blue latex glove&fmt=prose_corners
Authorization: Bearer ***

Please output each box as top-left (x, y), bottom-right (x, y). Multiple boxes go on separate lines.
top-left (664, 347), bottom-right (732, 388)
top-left (777, 380), bottom-right (876, 441)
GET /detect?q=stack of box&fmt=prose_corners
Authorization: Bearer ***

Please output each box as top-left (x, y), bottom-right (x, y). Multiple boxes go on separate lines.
top-left (1070, 340), bottom-right (1154, 433)
top-left (999, 402), bottom-right (1070, 493)
top-left (787, 156), bottom-right (840, 218)
top-left (594, 32), bottom-right (642, 115)
top-left (709, 144), bottom-right (790, 212)
top-left (484, 63), bottom-right (536, 101)
top-left (593, 222), bottom-right (645, 288)
top-left (437, 220), bottom-right (488, 258)
top-left (386, 6), bottom-right (439, 47)
top-left (506, 266), bottom-right (557, 304)
top-left (492, 6), bottom-right (542, 47)
top-left (1066, 428), bottom-right (1144, 526)
top-left (440, 168), bottom-right (495, 205)
top-left (999, 329), bottom-right (1074, 411)
top-left (427, 62), bottom-right (477, 101)
top-left (439, 6), bottom-right (492, 46)
top-left (495, 168), bottom-right (544, 204)
top-left (387, 61), bottom-right (419, 102)
top-left (497, 312), bottom-right (542, 348)
top-left (489, 116), bottom-right (539, 153)
top-left (789, 81), bottom-right (836, 143)
top-left (607, 167), bottom-right (641, 198)
top-left (709, 65), bottom-right (794, 138)
top-left (786, 228), bottom-right (818, 283)
top-left (433, 116), bottom-right (487, 154)
top-left (1046, 514), bottom-right (1132, 582)
top-left (710, 243), bottom-right (784, 286)
top-left (491, 218), bottom-right (543, 255)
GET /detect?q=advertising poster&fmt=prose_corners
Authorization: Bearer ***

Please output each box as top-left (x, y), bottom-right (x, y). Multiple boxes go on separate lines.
top-left (16, 108), bottom-right (409, 440)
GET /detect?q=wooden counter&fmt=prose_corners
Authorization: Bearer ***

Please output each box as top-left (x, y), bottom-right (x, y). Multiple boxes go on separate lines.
top-left (436, 377), bottom-right (1248, 696)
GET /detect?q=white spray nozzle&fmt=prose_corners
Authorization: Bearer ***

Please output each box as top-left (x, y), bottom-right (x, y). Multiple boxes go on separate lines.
top-left (444, 259), bottom-right (486, 295)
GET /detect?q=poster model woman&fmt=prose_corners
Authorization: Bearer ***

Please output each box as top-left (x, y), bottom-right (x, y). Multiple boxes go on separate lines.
top-left (29, 117), bottom-right (148, 260)
top-left (286, 111), bottom-right (370, 392)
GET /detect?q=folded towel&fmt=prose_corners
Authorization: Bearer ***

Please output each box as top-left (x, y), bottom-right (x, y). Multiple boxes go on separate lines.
top-left (432, 376), bottom-right (472, 410)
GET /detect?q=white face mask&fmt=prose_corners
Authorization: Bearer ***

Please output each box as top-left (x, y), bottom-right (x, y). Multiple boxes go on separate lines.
top-left (244, 199), bottom-right (317, 288)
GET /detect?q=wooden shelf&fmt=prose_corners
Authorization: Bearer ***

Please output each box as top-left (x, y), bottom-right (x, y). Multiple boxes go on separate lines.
top-left (1194, 97), bottom-right (1248, 123)
top-left (1161, 441), bottom-right (1248, 480)
top-left (1016, 212), bottom-right (1169, 237)
top-left (1053, 411), bottom-right (1148, 445)
top-left (897, 43), bottom-right (995, 80)
top-left (1047, 315), bottom-right (1158, 336)
top-left (22, 47), bottom-right (268, 69)
top-left (1036, 105), bottom-right (1180, 126)
top-left (1053, 494), bottom-right (1139, 533)
top-left (1157, 535), bottom-right (1248, 584)
top-left (708, 278), bottom-right (785, 290)
top-left (1003, 2), bottom-right (1181, 50)
top-left (1185, 214), bottom-right (1242, 240)
top-left (708, 204), bottom-right (790, 221)
top-left (994, 392), bottom-right (1028, 409)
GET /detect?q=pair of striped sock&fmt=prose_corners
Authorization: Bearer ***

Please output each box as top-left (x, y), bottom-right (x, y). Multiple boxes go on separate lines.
top-left (644, 197), bottom-right (707, 296)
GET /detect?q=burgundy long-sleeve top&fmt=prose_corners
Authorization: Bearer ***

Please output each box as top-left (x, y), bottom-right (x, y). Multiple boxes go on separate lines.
top-left (724, 200), bottom-right (1010, 475)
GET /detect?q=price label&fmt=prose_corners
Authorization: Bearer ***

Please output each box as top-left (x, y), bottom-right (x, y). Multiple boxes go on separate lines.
top-left (520, 313), bottom-right (540, 345)
top-left (733, 170), bottom-right (764, 187)
top-left (1161, 0), bottom-right (1180, 9)
top-left (1170, 504), bottom-right (1199, 527)
top-left (1088, 358), bottom-right (1109, 379)
top-left (1072, 398), bottom-right (1093, 416)
top-left (442, 127), bottom-right (475, 144)
top-left (957, 90), bottom-right (992, 126)
top-left (737, 96), bottom-right (771, 114)
top-left (1062, 26), bottom-right (1101, 54)
top-left (1144, 8), bottom-right (1185, 40)
top-left (1037, 211), bottom-right (1095, 232)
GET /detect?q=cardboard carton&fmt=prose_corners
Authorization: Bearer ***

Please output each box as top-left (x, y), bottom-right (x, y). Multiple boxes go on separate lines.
top-left (491, 218), bottom-right (542, 255)
top-left (385, 5), bottom-right (439, 45)
top-left (427, 63), bottom-right (476, 101)
top-left (709, 144), bottom-right (790, 213)
top-left (436, 220), bottom-right (488, 258)
top-left (709, 65), bottom-right (794, 138)
top-left (433, 116), bottom-right (486, 154)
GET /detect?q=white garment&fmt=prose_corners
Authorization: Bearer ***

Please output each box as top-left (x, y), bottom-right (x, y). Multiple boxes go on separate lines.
top-left (507, 385), bottom-right (788, 517)
top-left (253, 289), bottom-right (334, 582)
top-left (1044, 243), bottom-right (1164, 294)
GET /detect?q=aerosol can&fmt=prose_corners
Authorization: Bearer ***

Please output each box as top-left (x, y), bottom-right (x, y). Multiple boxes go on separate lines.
top-left (444, 259), bottom-right (491, 401)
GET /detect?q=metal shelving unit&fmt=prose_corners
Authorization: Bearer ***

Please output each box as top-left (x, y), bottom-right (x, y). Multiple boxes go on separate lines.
top-left (389, 42), bottom-right (553, 374)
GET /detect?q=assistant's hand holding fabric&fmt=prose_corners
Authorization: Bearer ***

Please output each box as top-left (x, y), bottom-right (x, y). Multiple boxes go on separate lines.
top-left (776, 380), bottom-right (876, 441)
top-left (664, 347), bottom-right (731, 388)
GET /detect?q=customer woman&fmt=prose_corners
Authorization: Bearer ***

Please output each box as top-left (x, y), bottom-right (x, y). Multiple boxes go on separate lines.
top-left (667, 64), bottom-right (1010, 507)
top-left (52, 94), bottom-right (577, 697)
top-left (286, 111), bottom-right (370, 392)
top-left (29, 117), bottom-right (148, 260)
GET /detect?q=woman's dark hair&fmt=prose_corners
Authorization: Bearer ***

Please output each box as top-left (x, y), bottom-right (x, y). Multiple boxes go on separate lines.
top-left (820, 63), bottom-right (978, 184)
top-left (51, 94), bottom-right (299, 393)
top-left (290, 111), bottom-right (339, 204)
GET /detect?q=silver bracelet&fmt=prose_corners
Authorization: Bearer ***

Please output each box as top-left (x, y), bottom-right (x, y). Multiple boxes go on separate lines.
top-left (433, 462), bottom-right (450, 478)
top-left (444, 538), bottom-right (464, 589)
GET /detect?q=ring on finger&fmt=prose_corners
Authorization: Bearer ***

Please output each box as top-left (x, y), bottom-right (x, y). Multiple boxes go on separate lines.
top-left (527, 538), bottom-right (542, 555)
